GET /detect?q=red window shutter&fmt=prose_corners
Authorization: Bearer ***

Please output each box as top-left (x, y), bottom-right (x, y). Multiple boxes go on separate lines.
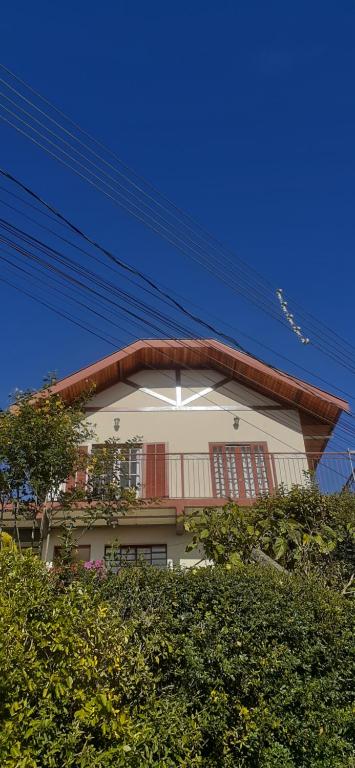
top-left (76, 446), bottom-right (88, 489)
top-left (65, 474), bottom-right (76, 492)
top-left (144, 444), bottom-right (167, 498)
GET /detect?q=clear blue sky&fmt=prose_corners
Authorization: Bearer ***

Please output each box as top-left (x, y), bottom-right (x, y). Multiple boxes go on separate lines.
top-left (0, 1), bottom-right (354, 446)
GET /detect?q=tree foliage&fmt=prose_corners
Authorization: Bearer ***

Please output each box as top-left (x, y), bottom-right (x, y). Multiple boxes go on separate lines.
top-left (184, 486), bottom-right (355, 592)
top-left (0, 549), bottom-right (354, 767)
top-left (0, 386), bottom-right (91, 505)
top-left (0, 386), bottom-right (143, 559)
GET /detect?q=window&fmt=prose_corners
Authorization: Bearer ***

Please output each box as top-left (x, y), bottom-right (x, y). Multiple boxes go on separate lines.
top-left (211, 443), bottom-right (273, 499)
top-left (7, 528), bottom-right (40, 551)
top-left (90, 444), bottom-right (142, 498)
top-left (53, 545), bottom-right (91, 563)
top-left (104, 544), bottom-right (167, 571)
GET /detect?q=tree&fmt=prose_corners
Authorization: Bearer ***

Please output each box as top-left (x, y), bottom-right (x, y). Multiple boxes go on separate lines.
top-left (0, 383), bottom-right (143, 560)
top-left (184, 486), bottom-right (355, 593)
top-left (0, 384), bottom-right (92, 554)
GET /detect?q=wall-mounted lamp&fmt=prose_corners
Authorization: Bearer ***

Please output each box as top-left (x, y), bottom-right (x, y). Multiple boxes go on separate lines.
top-left (113, 417), bottom-right (120, 432)
top-left (233, 416), bottom-right (240, 431)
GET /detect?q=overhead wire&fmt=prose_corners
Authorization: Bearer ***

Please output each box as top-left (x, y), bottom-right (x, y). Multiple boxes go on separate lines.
top-left (0, 188), bottom-right (253, 351)
top-left (0, 72), bottom-right (284, 303)
top-left (1, 65), bottom-right (354, 368)
top-left (2, 87), bottom-right (355, 372)
top-left (0, 185), bottom-right (354, 444)
top-left (0, 229), bottom-right (353, 451)
top-left (1, 62), bottom-right (354, 361)
top-left (0, 250), bottom-right (160, 342)
top-left (0, 272), bottom-right (120, 346)
top-left (3, 252), bottom-right (349, 455)
top-left (1, 168), bottom-right (355, 404)
top-left (1, 234), bottom-right (354, 460)
top-left (1, 261), bottom-right (351, 462)
top-left (0, 101), bottom-right (354, 448)
top-left (0, 104), bottom-right (292, 331)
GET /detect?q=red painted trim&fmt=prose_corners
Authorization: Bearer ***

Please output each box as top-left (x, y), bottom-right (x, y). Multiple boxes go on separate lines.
top-left (33, 339), bottom-right (348, 422)
top-left (261, 447), bottom-right (274, 494)
top-left (76, 446), bottom-right (88, 488)
top-left (209, 441), bottom-right (273, 501)
top-left (235, 445), bottom-right (247, 498)
top-left (65, 474), bottom-right (76, 492)
top-left (143, 443), bottom-right (168, 499)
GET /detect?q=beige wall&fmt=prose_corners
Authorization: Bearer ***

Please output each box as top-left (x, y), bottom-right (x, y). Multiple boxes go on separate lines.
top-left (47, 524), bottom-right (204, 568)
top-left (84, 369), bottom-right (305, 455)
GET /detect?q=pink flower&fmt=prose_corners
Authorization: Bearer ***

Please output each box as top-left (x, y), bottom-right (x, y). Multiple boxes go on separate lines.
top-left (84, 559), bottom-right (105, 574)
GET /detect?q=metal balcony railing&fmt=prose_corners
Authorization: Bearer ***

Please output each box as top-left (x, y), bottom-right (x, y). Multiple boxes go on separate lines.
top-left (108, 450), bottom-right (355, 503)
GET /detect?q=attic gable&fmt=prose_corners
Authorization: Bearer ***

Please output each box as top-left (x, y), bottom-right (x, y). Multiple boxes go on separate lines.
top-left (44, 339), bottom-right (349, 438)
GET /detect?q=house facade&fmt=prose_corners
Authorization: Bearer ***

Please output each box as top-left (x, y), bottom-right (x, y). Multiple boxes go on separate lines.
top-left (12, 339), bottom-right (351, 568)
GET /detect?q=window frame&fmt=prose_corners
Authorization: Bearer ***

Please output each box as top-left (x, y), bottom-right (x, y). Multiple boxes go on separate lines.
top-left (90, 443), bottom-right (143, 498)
top-left (104, 543), bottom-right (167, 570)
top-left (53, 544), bottom-right (92, 563)
top-left (209, 441), bottom-right (274, 500)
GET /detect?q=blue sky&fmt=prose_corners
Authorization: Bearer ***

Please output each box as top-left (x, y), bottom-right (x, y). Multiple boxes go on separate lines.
top-left (0, 1), bottom-right (354, 446)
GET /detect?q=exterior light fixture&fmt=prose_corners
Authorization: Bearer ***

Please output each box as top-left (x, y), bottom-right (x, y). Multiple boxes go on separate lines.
top-left (233, 416), bottom-right (240, 430)
top-left (113, 417), bottom-right (120, 432)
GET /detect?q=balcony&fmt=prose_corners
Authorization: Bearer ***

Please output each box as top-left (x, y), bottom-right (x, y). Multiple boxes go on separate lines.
top-left (114, 448), bottom-right (355, 505)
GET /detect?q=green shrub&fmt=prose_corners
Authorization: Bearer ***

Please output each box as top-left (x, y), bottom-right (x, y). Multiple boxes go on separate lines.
top-left (0, 550), bottom-right (354, 767)
top-left (185, 488), bottom-right (355, 591)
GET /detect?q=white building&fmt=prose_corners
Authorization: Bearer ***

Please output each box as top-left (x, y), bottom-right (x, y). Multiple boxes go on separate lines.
top-left (16, 339), bottom-right (352, 567)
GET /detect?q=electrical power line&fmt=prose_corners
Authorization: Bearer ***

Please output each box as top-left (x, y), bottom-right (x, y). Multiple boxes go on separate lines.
top-left (1, 167), bottom-right (355, 405)
top-left (0, 66), bottom-right (354, 371)
top-left (1, 105), bottom-right (353, 371)
top-left (5, 232), bottom-right (354, 450)
top-left (0, 176), bottom-right (353, 445)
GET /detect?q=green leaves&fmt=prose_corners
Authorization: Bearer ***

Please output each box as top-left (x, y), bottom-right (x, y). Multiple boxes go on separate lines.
top-left (273, 537), bottom-right (287, 561)
top-left (184, 503), bottom-right (259, 566)
top-left (0, 549), bottom-right (354, 767)
top-left (185, 488), bottom-right (355, 591)
top-left (0, 391), bottom-right (145, 562)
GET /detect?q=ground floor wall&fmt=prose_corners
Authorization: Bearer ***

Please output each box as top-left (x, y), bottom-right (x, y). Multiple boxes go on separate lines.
top-left (46, 524), bottom-right (204, 568)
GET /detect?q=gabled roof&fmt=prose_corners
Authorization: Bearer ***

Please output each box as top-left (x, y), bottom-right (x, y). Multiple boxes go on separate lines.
top-left (46, 339), bottom-right (349, 448)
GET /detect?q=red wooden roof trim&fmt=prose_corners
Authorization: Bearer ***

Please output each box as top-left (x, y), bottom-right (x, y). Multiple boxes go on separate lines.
top-left (42, 339), bottom-right (349, 420)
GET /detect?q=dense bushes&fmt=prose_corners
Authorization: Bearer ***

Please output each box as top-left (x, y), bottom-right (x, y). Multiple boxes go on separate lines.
top-left (185, 488), bottom-right (355, 591)
top-left (0, 551), bottom-right (354, 767)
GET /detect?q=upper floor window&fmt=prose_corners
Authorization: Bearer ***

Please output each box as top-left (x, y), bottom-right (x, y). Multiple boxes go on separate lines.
top-left (210, 443), bottom-right (273, 499)
top-left (90, 444), bottom-right (142, 498)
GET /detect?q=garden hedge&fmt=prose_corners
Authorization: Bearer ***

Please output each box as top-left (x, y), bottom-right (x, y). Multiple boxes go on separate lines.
top-left (0, 551), bottom-right (353, 767)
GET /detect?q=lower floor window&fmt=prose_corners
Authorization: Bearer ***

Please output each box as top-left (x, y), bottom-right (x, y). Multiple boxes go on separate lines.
top-left (53, 545), bottom-right (91, 563)
top-left (6, 528), bottom-right (40, 550)
top-left (104, 544), bottom-right (167, 571)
